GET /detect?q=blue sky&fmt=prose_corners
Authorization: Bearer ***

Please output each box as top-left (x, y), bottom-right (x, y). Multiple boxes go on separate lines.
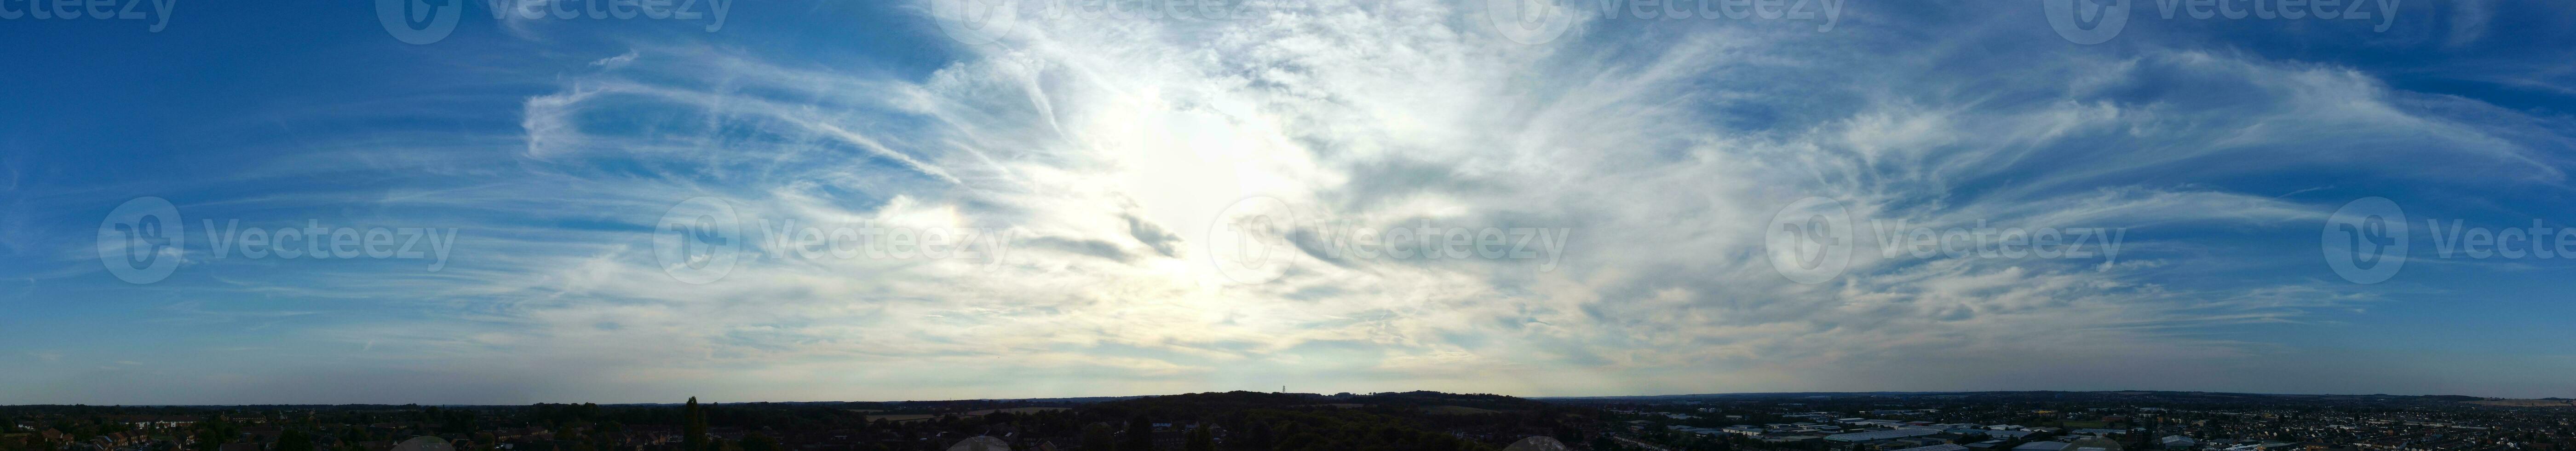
top-left (2, 0), bottom-right (2574, 405)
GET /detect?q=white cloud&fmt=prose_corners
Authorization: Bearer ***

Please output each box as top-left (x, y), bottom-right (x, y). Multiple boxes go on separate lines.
top-left (21, 0), bottom-right (2570, 403)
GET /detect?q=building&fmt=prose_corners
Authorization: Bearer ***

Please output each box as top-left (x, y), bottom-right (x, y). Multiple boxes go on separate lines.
top-left (1827, 429), bottom-right (1944, 443)
top-left (2016, 442), bottom-right (2074, 451)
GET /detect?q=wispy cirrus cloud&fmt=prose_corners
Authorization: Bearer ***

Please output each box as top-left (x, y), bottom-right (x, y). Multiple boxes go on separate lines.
top-left (6, 0), bottom-right (2574, 403)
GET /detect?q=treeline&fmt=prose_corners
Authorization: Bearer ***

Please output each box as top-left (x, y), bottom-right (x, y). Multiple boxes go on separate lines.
top-left (1064, 391), bottom-right (1599, 451)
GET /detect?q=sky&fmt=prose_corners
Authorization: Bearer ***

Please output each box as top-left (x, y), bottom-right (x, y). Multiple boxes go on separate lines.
top-left (2, 0), bottom-right (2574, 405)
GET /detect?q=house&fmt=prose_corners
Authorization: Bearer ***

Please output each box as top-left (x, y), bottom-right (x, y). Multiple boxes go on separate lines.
top-left (2069, 437), bottom-right (2126, 451)
top-left (2015, 442), bottom-right (2074, 451)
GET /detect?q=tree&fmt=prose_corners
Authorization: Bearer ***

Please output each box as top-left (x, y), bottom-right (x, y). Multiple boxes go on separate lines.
top-left (740, 433), bottom-right (780, 451)
top-left (683, 398), bottom-right (708, 451)
top-left (1082, 424), bottom-right (1117, 451)
top-left (194, 415), bottom-right (240, 450)
top-left (276, 429), bottom-right (316, 451)
top-left (1185, 425), bottom-right (1214, 451)
top-left (1233, 422), bottom-right (1271, 451)
top-left (1123, 416), bottom-right (1156, 451)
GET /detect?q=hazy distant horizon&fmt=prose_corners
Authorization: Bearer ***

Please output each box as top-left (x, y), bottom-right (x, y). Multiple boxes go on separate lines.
top-left (3, 387), bottom-right (2555, 408)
